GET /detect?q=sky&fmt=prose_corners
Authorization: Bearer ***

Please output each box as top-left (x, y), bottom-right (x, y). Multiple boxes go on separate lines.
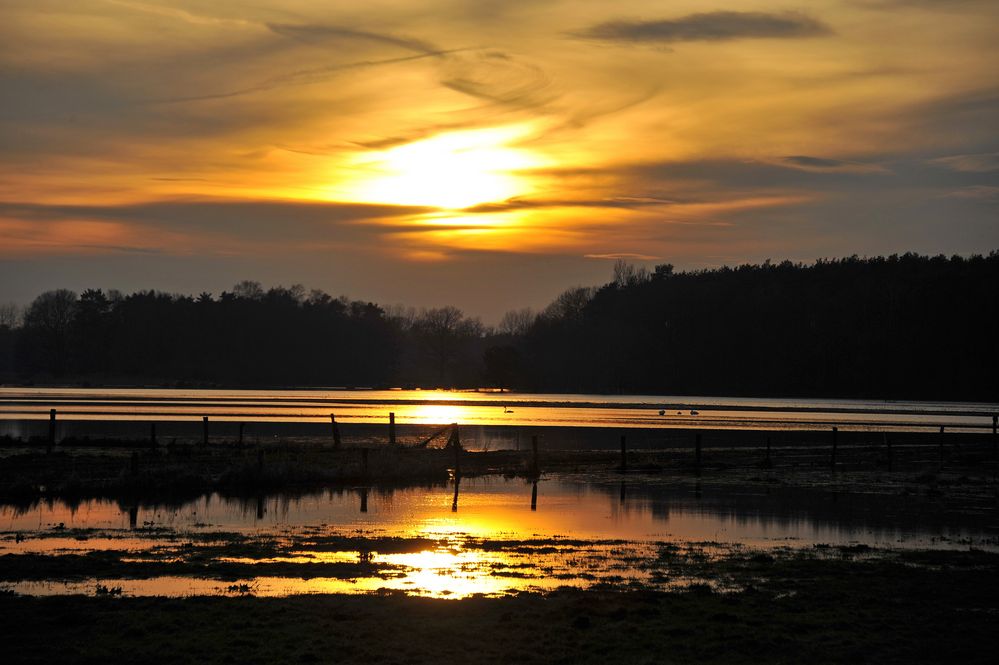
top-left (1, 0), bottom-right (997, 321)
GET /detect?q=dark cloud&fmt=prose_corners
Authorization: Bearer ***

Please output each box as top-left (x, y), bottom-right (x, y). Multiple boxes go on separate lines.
top-left (584, 253), bottom-right (660, 260)
top-left (622, 153), bottom-right (999, 194)
top-left (574, 11), bottom-right (831, 44)
top-left (783, 155), bottom-right (852, 169)
top-left (440, 51), bottom-right (558, 111)
top-left (780, 156), bottom-right (888, 173)
top-left (266, 23), bottom-right (439, 55)
top-left (0, 199), bottom-right (432, 245)
top-left (461, 196), bottom-right (679, 213)
top-left (145, 51), bottom-right (452, 105)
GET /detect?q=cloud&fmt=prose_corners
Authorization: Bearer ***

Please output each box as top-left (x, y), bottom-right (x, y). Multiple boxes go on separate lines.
top-left (145, 51), bottom-right (451, 105)
top-left (929, 152), bottom-right (999, 173)
top-left (779, 155), bottom-right (889, 173)
top-left (440, 51), bottom-right (558, 112)
top-left (849, 0), bottom-right (992, 10)
top-left (0, 198), bottom-right (434, 254)
top-left (461, 195), bottom-right (680, 214)
top-left (266, 22), bottom-right (439, 55)
top-left (584, 253), bottom-right (660, 260)
top-left (573, 11), bottom-right (831, 44)
top-left (940, 186), bottom-right (999, 201)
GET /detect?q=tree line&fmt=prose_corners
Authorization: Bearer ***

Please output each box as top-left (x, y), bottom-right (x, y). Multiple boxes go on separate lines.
top-left (1, 252), bottom-right (996, 400)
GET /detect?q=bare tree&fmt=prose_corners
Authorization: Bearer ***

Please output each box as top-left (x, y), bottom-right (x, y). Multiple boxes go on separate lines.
top-left (24, 290), bottom-right (77, 335)
top-left (384, 304), bottom-right (418, 331)
top-left (415, 306), bottom-right (483, 383)
top-left (542, 286), bottom-right (596, 321)
top-left (613, 259), bottom-right (649, 288)
top-left (498, 307), bottom-right (536, 336)
top-left (0, 302), bottom-right (21, 329)
top-left (231, 280), bottom-right (264, 300)
top-left (23, 290), bottom-right (78, 374)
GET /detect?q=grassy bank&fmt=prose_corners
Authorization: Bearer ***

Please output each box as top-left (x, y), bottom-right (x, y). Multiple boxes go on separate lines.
top-left (1, 428), bottom-right (996, 505)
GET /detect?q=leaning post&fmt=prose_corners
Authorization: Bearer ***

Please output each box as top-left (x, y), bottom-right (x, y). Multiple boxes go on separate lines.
top-left (48, 408), bottom-right (56, 453)
top-left (330, 414), bottom-right (342, 449)
top-left (389, 412), bottom-right (396, 445)
top-left (452, 423), bottom-right (462, 478)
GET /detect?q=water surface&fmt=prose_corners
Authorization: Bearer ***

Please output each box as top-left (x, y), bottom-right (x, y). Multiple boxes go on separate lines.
top-left (2, 474), bottom-right (994, 599)
top-left (1, 388), bottom-right (995, 435)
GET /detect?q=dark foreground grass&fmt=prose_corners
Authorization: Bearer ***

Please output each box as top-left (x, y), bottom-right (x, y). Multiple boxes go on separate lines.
top-left (3, 553), bottom-right (998, 665)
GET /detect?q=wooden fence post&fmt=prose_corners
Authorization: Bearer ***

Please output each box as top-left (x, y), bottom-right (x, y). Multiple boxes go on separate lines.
top-left (48, 409), bottom-right (56, 452)
top-left (389, 412), bottom-right (396, 445)
top-left (530, 480), bottom-right (538, 511)
top-left (453, 424), bottom-right (462, 478)
top-left (202, 416), bottom-right (209, 446)
top-left (330, 414), bottom-right (342, 449)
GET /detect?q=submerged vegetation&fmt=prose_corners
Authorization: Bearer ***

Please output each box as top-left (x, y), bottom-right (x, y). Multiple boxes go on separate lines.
top-left (1, 252), bottom-right (997, 399)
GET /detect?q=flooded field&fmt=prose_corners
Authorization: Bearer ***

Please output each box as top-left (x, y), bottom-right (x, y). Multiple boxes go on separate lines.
top-left (2, 388), bottom-right (996, 435)
top-left (3, 473), bottom-right (996, 598)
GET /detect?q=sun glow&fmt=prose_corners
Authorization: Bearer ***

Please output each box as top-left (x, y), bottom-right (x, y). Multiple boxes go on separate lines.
top-left (407, 403), bottom-right (465, 425)
top-left (346, 125), bottom-right (544, 209)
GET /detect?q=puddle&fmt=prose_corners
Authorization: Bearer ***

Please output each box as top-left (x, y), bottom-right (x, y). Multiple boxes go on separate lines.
top-left (2, 474), bottom-right (996, 598)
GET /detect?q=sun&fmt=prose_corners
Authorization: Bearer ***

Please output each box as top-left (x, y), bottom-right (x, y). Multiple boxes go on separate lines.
top-left (346, 125), bottom-right (543, 210)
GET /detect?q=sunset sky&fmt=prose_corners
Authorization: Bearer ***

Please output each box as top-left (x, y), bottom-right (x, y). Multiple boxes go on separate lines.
top-left (1, 0), bottom-right (997, 320)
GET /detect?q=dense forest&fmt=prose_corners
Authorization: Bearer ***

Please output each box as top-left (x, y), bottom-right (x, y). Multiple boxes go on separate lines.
top-left (1, 252), bottom-right (996, 400)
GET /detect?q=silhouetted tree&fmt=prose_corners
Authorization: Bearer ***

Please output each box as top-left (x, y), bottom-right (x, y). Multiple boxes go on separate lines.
top-left (413, 306), bottom-right (484, 385)
top-left (20, 289), bottom-right (78, 375)
top-left (497, 308), bottom-right (536, 336)
top-left (6, 253), bottom-right (997, 399)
